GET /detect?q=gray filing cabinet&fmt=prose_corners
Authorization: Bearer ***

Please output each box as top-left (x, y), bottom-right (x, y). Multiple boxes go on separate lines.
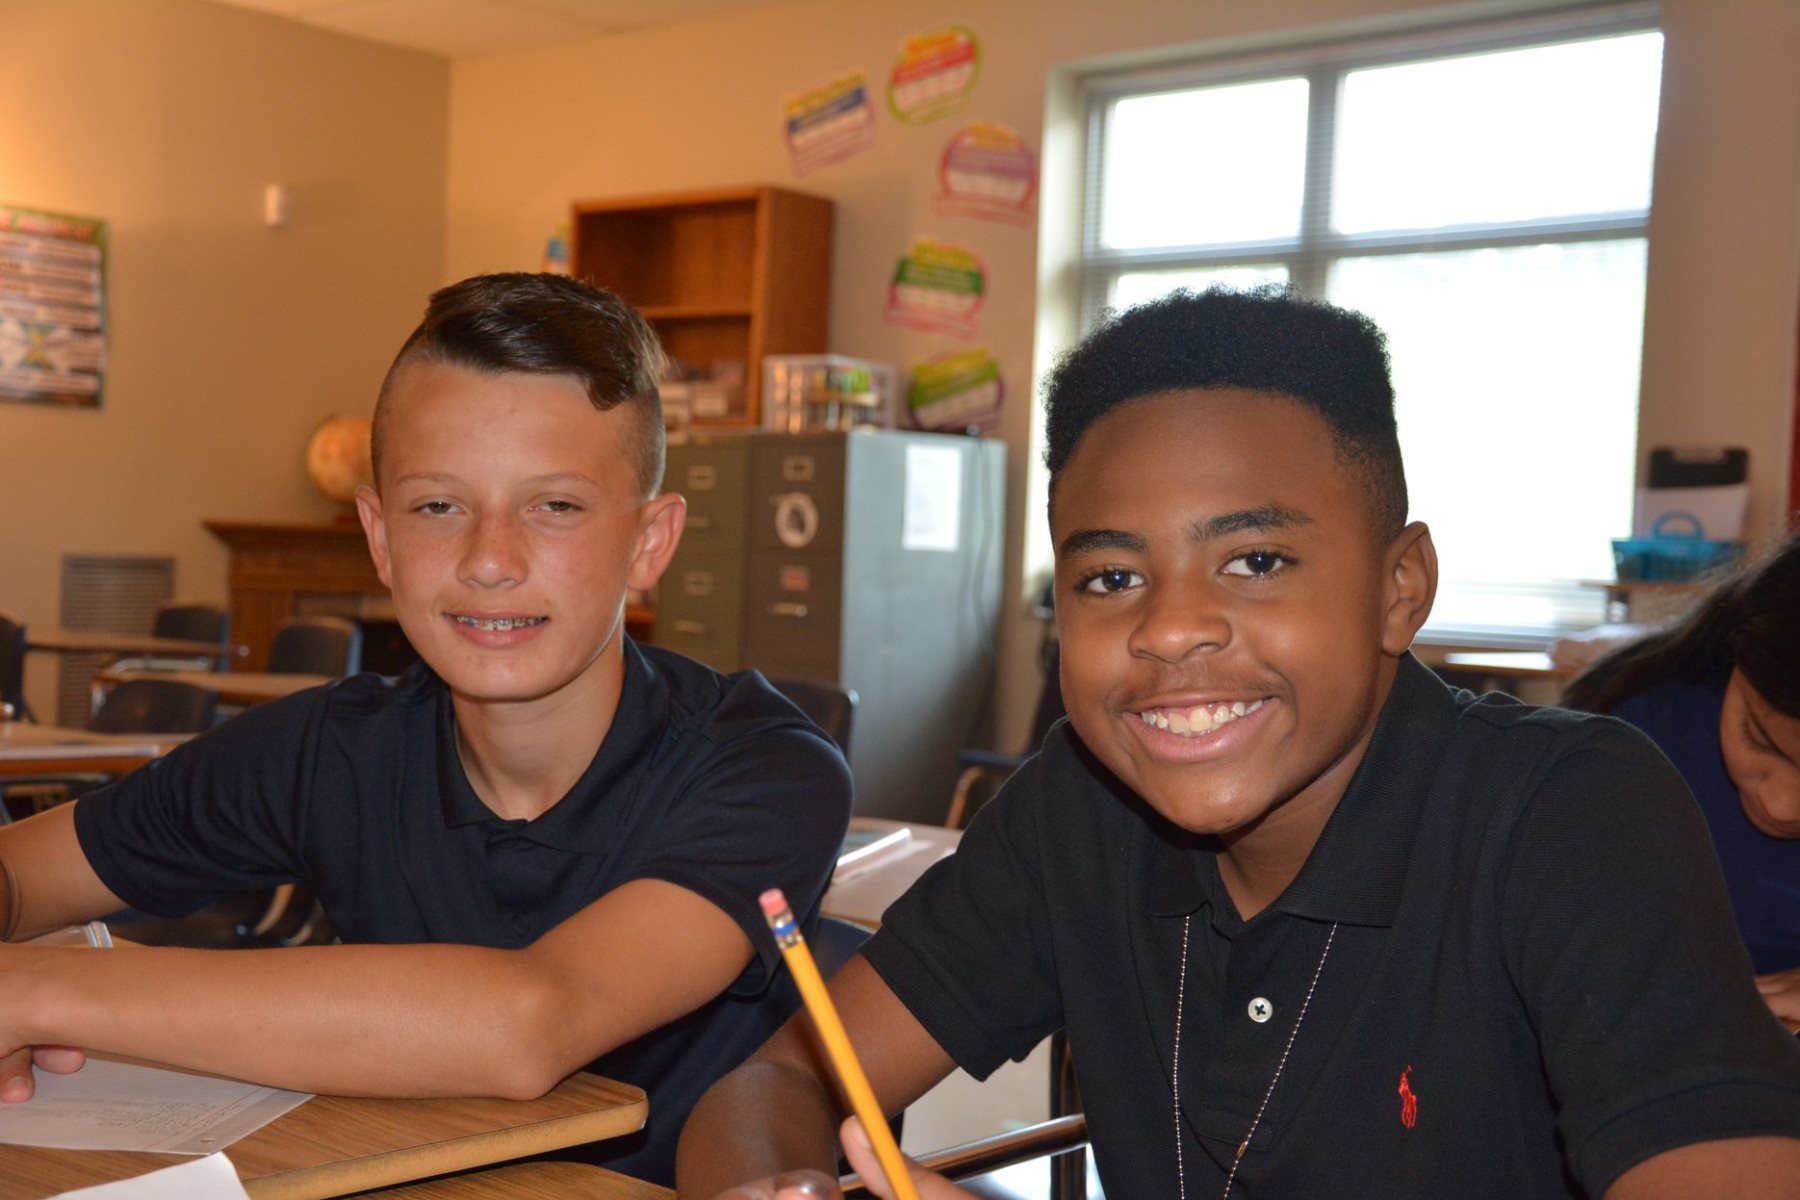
top-left (658, 429), bottom-right (1004, 822)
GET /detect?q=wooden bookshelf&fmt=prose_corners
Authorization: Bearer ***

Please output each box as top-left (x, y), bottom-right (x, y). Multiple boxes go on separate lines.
top-left (571, 187), bottom-right (833, 427)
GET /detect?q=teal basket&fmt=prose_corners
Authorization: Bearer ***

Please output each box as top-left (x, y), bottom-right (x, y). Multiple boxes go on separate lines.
top-left (1611, 511), bottom-right (1741, 582)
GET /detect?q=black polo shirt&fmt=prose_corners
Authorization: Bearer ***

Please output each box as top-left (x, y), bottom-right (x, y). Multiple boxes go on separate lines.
top-left (864, 655), bottom-right (1800, 1198)
top-left (74, 638), bottom-right (851, 1185)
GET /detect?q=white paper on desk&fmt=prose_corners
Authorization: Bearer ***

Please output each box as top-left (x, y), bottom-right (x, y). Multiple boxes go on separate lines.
top-left (46, 1152), bottom-right (250, 1199)
top-left (0, 1059), bottom-right (310, 1154)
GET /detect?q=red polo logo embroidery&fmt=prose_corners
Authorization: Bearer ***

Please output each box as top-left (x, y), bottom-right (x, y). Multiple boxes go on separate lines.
top-left (1398, 1065), bottom-right (1418, 1129)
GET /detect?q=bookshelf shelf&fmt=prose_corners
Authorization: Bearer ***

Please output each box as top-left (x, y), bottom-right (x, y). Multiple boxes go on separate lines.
top-left (571, 187), bottom-right (833, 426)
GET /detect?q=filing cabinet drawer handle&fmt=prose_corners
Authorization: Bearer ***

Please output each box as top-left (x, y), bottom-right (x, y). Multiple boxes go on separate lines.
top-left (769, 602), bottom-right (809, 619)
top-left (673, 619), bottom-right (709, 635)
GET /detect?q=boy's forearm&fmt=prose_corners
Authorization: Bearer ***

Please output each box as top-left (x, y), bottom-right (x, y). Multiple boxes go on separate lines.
top-left (3, 941), bottom-right (584, 1099)
top-left (676, 1054), bottom-right (847, 1198)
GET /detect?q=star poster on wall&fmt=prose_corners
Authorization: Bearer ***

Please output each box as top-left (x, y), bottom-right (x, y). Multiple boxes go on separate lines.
top-left (0, 204), bottom-right (107, 409)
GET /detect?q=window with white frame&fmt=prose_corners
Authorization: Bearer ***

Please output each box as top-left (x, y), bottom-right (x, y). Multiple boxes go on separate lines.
top-left (1074, 8), bottom-right (1664, 642)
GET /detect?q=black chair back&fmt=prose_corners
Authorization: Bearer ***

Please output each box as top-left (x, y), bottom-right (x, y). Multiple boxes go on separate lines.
top-left (90, 679), bottom-right (218, 735)
top-left (769, 677), bottom-right (857, 756)
top-left (0, 611), bottom-right (26, 719)
top-left (153, 603), bottom-right (233, 671)
top-left (268, 616), bottom-right (362, 676)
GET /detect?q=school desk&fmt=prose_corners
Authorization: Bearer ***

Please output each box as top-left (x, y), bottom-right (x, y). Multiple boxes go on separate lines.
top-left (92, 668), bottom-right (336, 707)
top-left (25, 628), bottom-right (246, 662)
top-left (823, 818), bottom-right (962, 928)
top-left (0, 721), bottom-right (186, 779)
top-left (0, 1071), bottom-right (647, 1200)
top-left (361, 1160), bottom-right (671, 1198)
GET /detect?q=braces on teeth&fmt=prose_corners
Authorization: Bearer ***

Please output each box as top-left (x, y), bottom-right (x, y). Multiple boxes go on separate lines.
top-left (1138, 698), bottom-right (1266, 736)
top-left (454, 616), bottom-right (547, 631)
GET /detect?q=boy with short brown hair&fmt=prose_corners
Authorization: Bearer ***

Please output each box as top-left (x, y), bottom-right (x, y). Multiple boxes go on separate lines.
top-left (0, 273), bottom-right (850, 1185)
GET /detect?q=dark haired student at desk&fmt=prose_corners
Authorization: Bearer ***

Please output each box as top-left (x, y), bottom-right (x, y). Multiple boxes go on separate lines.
top-left (1565, 530), bottom-right (1800, 1031)
top-left (678, 288), bottom-right (1800, 1200)
top-left (0, 273), bottom-right (850, 1186)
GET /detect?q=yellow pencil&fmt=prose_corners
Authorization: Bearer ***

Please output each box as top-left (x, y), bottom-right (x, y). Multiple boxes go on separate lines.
top-left (760, 888), bottom-right (920, 1200)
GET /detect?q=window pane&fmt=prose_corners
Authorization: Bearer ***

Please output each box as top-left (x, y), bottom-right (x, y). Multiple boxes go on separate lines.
top-left (1100, 78), bottom-right (1308, 250)
top-left (1109, 264), bottom-right (1289, 311)
top-left (1333, 32), bottom-right (1662, 234)
top-left (1326, 240), bottom-right (1646, 634)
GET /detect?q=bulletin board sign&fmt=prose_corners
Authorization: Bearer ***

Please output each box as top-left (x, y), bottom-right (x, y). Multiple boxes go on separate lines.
top-left (784, 71), bottom-right (877, 176)
top-left (884, 237), bottom-right (986, 338)
top-left (908, 346), bottom-right (1003, 432)
top-left (887, 25), bottom-right (980, 125)
top-left (935, 121), bottom-right (1037, 226)
top-left (0, 205), bottom-right (108, 409)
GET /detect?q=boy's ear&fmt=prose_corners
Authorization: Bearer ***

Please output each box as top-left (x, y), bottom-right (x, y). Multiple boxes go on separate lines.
top-left (626, 492), bottom-right (687, 593)
top-left (1381, 521), bottom-right (1437, 656)
top-left (354, 484), bottom-right (394, 590)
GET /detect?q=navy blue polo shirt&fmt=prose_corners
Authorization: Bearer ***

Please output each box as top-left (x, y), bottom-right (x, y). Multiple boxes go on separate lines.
top-left (864, 655), bottom-right (1800, 1198)
top-left (1609, 680), bottom-right (1800, 974)
top-left (75, 637), bottom-right (851, 1185)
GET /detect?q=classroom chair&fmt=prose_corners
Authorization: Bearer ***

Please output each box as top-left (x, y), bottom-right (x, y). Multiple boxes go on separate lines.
top-left (768, 677), bottom-right (858, 757)
top-left (269, 615), bottom-right (363, 675)
top-left (134, 602), bottom-right (234, 672)
top-left (0, 610), bottom-right (32, 722)
top-left (945, 646), bottom-right (1065, 830)
top-left (1, 679), bottom-right (218, 822)
top-left (88, 678), bottom-right (218, 734)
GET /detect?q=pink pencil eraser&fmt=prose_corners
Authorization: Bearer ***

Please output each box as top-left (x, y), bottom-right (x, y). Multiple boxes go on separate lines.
top-left (759, 889), bottom-right (789, 917)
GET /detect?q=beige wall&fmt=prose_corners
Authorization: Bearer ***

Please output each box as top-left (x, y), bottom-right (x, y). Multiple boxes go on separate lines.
top-left (446, 0), bottom-right (1800, 748)
top-left (0, 0), bottom-right (448, 716)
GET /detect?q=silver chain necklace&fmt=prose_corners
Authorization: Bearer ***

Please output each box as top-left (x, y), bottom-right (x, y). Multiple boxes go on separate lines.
top-left (1172, 916), bottom-right (1340, 1200)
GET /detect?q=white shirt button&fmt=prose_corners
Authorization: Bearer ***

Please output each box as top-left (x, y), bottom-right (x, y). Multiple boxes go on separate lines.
top-left (1247, 997), bottom-right (1274, 1023)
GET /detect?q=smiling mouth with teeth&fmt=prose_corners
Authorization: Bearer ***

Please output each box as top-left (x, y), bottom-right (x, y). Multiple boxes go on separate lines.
top-left (452, 616), bottom-right (548, 632)
top-left (1136, 698), bottom-right (1266, 737)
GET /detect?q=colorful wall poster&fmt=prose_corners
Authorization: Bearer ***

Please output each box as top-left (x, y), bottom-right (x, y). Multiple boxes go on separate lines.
top-left (908, 346), bottom-right (1003, 432)
top-left (884, 237), bottom-right (986, 338)
top-left (784, 71), bottom-right (877, 176)
top-left (0, 205), bottom-right (107, 408)
top-left (887, 25), bottom-right (980, 125)
top-left (936, 121), bottom-right (1038, 226)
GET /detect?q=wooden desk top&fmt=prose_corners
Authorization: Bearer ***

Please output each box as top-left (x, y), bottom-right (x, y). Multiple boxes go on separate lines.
top-left (94, 668), bottom-right (337, 706)
top-left (366, 1161), bottom-right (671, 1198)
top-left (25, 628), bottom-right (245, 660)
top-left (0, 1072), bottom-right (647, 1200)
top-left (0, 722), bottom-right (186, 778)
top-left (823, 818), bottom-right (961, 927)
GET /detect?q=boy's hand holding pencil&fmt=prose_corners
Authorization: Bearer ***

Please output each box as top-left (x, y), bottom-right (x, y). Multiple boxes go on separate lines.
top-left (838, 1115), bottom-right (972, 1199)
top-left (754, 890), bottom-right (976, 1200)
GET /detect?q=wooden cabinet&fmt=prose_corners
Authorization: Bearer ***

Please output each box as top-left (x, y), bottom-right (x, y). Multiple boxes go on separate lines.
top-left (570, 187), bottom-right (833, 427)
top-left (204, 521), bottom-right (387, 671)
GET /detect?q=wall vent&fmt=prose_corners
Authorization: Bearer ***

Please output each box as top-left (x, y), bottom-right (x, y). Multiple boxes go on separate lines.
top-left (57, 555), bottom-right (174, 726)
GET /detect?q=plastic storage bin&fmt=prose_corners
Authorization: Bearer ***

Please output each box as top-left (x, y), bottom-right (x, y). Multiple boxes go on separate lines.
top-left (1611, 511), bottom-right (1741, 582)
top-left (762, 355), bottom-right (900, 433)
